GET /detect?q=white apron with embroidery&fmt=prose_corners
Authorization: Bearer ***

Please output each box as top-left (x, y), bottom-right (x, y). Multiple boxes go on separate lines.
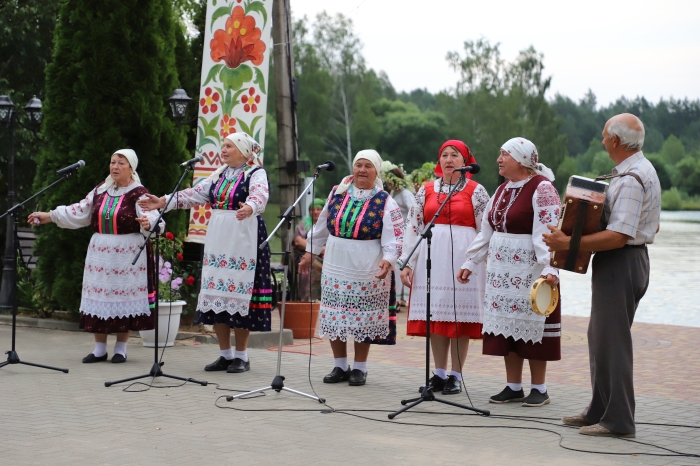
top-left (319, 235), bottom-right (390, 342)
top-left (482, 232), bottom-right (546, 343)
top-left (198, 209), bottom-right (257, 316)
top-left (81, 233), bottom-right (150, 319)
top-left (408, 225), bottom-right (485, 323)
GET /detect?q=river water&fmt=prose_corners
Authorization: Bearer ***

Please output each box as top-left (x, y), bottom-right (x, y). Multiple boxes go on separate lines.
top-left (561, 211), bottom-right (700, 328)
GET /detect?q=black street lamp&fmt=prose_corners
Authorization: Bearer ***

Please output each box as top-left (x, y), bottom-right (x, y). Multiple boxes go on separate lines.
top-left (166, 88), bottom-right (193, 129)
top-left (0, 94), bottom-right (42, 310)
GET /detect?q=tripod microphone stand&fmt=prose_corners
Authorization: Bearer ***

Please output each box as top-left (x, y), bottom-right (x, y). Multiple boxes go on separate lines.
top-left (388, 172), bottom-right (489, 419)
top-left (227, 169), bottom-right (325, 404)
top-left (106, 160), bottom-right (206, 388)
top-left (0, 172), bottom-right (75, 373)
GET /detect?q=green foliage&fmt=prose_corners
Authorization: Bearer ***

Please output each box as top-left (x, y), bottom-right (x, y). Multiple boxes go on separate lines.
top-left (592, 152), bottom-right (615, 175)
top-left (659, 135), bottom-right (686, 165)
top-left (645, 154), bottom-right (673, 190)
top-left (673, 157), bottom-right (700, 196)
top-left (555, 157), bottom-right (577, 193)
top-left (33, 0), bottom-right (189, 312)
top-left (661, 188), bottom-right (683, 211)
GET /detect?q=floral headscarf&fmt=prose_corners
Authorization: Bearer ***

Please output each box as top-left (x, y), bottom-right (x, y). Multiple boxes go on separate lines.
top-left (212, 132), bottom-right (263, 180)
top-left (501, 137), bottom-right (555, 181)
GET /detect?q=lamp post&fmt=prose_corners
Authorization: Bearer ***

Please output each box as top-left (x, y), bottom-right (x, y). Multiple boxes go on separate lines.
top-left (166, 88), bottom-right (193, 130)
top-left (0, 94), bottom-right (43, 310)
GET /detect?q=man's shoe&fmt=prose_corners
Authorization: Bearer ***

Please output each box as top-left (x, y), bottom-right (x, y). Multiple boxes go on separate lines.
top-left (111, 354), bottom-right (127, 363)
top-left (226, 358), bottom-right (250, 373)
top-left (441, 375), bottom-right (462, 395)
top-left (521, 389), bottom-right (550, 407)
top-left (204, 356), bottom-right (233, 371)
top-left (348, 369), bottom-right (367, 386)
top-left (489, 386), bottom-right (525, 403)
top-left (418, 374), bottom-right (447, 393)
top-left (562, 414), bottom-right (592, 427)
top-left (82, 353), bottom-right (108, 363)
top-left (579, 424), bottom-right (635, 438)
top-left (323, 366), bottom-right (350, 383)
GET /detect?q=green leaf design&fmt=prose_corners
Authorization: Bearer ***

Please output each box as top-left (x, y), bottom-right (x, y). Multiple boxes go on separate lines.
top-left (253, 68), bottom-right (267, 95)
top-left (203, 64), bottom-right (223, 86)
top-left (238, 115), bottom-right (263, 136)
top-left (249, 115), bottom-right (263, 133)
top-left (199, 116), bottom-right (220, 140)
top-left (196, 127), bottom-right (217, 151)
top-left (245, 1), bottom-right (268, 28)
top-left (210, 6), bottom-right (232, 32)
top-left (232, 88), bottom-right (246, 109)
top-left (219, 64), bottom-right (253, 91)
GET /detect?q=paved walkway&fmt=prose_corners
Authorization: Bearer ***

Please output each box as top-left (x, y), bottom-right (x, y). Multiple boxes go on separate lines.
top-left (1, 313), bottom-right (699, 465)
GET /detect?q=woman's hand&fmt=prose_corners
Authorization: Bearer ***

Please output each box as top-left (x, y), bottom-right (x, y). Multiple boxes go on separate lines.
top-left (136, 217), bottom-right (151, 231)
top-left (375, 260), bottom-right (391, 279)
top-left (400, 267), bottom-right (413, 288)
top-left (138, 194), bottom-right (166, 211)
top-left (298, 252), bottom-right (313, 273)
top-left (236, 202), bottom-right (253, 220)
top-left (541, 273), bottom-right (559, 287)
top-left (27, 212), bottom-right (51, 226)
top-left (456, 268), bottom-right (472, 284)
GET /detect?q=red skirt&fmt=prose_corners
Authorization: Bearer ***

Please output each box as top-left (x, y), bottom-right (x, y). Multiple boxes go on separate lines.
top-left (407, 320), bottom-right (483, 339)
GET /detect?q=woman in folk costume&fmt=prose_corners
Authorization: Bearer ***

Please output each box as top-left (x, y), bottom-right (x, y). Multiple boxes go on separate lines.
top-left (293, 198), bottom-right (325, 301)
top-left (139, 132), bottom-right (271, 374)
top-left (29, 150), bottom-right (160, 364)
top-left (457, 137), bottom-right (562, 407)
top-left (298, 150), bottom-right (404, 386)
top-left (399, 140), bottom-right (490, 395)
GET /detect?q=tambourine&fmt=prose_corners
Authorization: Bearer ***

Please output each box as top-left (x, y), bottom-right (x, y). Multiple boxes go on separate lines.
top-left (530, 278), bottom-right (558, 316)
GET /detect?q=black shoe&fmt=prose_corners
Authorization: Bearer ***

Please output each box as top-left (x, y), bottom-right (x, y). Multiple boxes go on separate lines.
top-left (204, 356), bottom-right (234, 371)
top-left (489, 386), bottom-right (525, 403)
top-left (111, 354), bottom-right (127, 363)
top-left (348, 369), bottom-right (367, 386)
top-left (441, 375), bottom-right (462, 395)
top-left (323, 366), bottom-right (351, 383)
top-left (226, 357), bottom-right (250, 373)
top-left (418, 374), bottom-right (447, 393)
top-left (82, 353), bottom-right (108, 363)
top-left (521, 389), bottom-right (550, 407)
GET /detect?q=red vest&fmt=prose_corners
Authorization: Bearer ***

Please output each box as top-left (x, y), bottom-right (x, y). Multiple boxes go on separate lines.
top-left (423, 180), bottom-right (478, 228)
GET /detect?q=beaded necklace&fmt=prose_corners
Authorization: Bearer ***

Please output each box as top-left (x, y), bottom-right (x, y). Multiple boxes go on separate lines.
top-left (490, 174), bottom-right (534, 230)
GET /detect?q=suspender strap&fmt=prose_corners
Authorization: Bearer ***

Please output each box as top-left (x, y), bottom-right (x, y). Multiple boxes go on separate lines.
top-left (595, 172), bottom-right (645, 191)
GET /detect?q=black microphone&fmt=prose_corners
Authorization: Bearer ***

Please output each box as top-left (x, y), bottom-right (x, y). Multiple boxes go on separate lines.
top-left (56, 160), bottom-right (86, 175)
top-left (315, 160), bottom-right (336, 172)
top-left (180, 154), bottom-right (204, 167)
top-left (453, 163), bottom-right (480, 175)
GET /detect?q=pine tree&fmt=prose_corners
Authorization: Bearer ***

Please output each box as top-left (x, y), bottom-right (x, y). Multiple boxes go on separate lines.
top-left (33, 0), bottom-right (189, 312)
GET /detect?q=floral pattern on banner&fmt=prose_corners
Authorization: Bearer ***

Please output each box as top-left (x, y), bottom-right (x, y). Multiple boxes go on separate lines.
top-left (188, 0), bottom-right (273, 242)
top-left (203, 253), bottom-right (256, 272)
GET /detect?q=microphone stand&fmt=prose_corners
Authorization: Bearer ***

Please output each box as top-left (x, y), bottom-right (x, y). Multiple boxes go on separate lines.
top-left (388, 172), bottom-right (489, 419)
top-left (0, 172), bottom-right (75, 373)
top-left (226, 168), bottom-right (326, 404)
top-left (105, 160), bottom-right (206, 388)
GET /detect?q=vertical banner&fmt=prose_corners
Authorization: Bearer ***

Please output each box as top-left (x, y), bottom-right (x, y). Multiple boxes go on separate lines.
top-left (187, 0), bottom-right (273, 243)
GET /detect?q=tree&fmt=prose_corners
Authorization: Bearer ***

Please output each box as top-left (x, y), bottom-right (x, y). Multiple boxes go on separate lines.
top-left (555, 156), bottom-right (577, 192)
top-left (659, 135), bottom-right (686, 165)
top-left (33, 0), bottom-right (188, 312)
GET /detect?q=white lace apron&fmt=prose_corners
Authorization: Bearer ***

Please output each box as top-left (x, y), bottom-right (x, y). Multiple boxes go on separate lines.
top-left (482, 232), bottom-right (546, 343)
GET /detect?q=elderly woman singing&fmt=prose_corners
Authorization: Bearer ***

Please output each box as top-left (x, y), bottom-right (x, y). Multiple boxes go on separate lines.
top-left (29, 150), bottom-right (160, 364)
top-left (298, 150), bottom-right (404, 386)
top-left (139, 133), bottom-right (271, 374)
top-left (457, 138), bottom-right (562, 407)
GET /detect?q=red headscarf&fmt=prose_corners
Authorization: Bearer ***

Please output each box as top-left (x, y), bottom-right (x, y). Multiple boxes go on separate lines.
top-left (434, 140), bottom-right (477, 179)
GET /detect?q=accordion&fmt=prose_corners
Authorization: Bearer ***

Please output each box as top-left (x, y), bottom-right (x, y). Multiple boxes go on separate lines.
top-left (550, 176), bottom-right (608, 274)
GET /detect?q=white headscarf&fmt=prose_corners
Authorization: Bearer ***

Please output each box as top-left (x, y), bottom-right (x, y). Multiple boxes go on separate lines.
top-left (212, 132), bottom-right (263, 180)
top-left (501, 137), bottom-right (555, 181)
top-left (99, 149), bottom-right (140, 194)
top-left (336, 149), bottom-right (384, 195)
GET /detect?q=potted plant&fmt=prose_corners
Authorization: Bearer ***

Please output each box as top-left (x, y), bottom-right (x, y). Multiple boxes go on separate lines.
top-left (140, 232), bottom-right (197, 347)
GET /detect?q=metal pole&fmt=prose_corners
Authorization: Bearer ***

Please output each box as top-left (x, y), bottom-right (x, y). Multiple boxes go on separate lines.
top-left (0, 116), bottom-right (16, 310)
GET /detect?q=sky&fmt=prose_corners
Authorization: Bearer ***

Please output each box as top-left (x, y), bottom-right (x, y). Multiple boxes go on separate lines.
top-left (290, 0), bottom-right (700, 107)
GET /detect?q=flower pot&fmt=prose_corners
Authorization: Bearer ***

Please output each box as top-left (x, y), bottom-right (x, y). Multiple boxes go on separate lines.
top-left (282, 301), bottom-right (320, 339)
top-left (139, 300), bottom-right (186, 347)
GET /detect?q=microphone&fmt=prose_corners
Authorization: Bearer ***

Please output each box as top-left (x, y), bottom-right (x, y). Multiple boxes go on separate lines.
top-left (315, 160), bottom-right (336, 172)
top-left (453, 163), bottom-right (480, 175)
top-left (180, 154), bottom-right (204, 167)
top-left (56, 160), bottom-right (86, 175)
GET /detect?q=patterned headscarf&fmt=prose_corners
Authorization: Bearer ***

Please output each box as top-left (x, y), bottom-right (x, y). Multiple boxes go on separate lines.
top-left (434, 140), bottom-right (477, 180)
top-left (336, 150), bottom-right (384, 195)
top-left (98, 149), bottom-right (140, 194)
top-left (501, 137), bottom-right (555, 181)
top-left (213, 132), bottom-right (263, 180)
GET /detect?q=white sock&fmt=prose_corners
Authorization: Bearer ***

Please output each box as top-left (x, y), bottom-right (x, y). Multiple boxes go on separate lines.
top-left (334, 357), bottom-right (349, 370)
top-left (531, 383), bottom-right (547, 394)
top-left (220, 348), bottom-right (234, 360)
top-left (507, 382), bottom-right (522, 392)
top-left (234, 350), bottom-right (249, 362)
top-left (113, 342), bottom-right (127, 357)
top-left (434, 368), bottom-right (448, 379)
top-left (93, 342), bottom-right (107, 357)
top-left (450, 370), bottom-right (463, 381)
top-left (353, 361), bottom-right (368, 373)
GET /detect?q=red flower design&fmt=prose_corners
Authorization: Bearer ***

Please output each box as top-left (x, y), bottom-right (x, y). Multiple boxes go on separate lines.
top-left (228, 284), bottom-right (236, 292)
top-left (208, 282), bottom-right (215, 290)
top-left (341, 315), bottom-right (346, 319)
top-left (241, 87), bottom-right (261, 113)
top-left (199, 87), bottom-right (220, 114)
top-left (219, 260), bottom-right (228, 267)
top-left (185, 276), bottom-right (195, 286)
top-left (511, 305), bottom-right (519, 311)
top-left (192, 204), bottom-right (212, 224)
top-left (346, 285), bottom-right (352, 290)
top-left (334, 284), bottom-right (339, 289)
top-left (513, 254), bottom-right (520, 261)
top-left (219, 114), bottom-right (237, 138)
top-left (240, 262), bottom-right (247, 270)
top-left (361, 286), bottom-right (366, 291)
top-left (210, 6), bottom-right (266, 69)
top-left (176, 253), bottom-right (184, 261)
top-left (492, 302), bottom-right (499, 308)
top-left (165, 232), bottom-right (175, 241)
top-left (356, 317), bottom-right (361, 321)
